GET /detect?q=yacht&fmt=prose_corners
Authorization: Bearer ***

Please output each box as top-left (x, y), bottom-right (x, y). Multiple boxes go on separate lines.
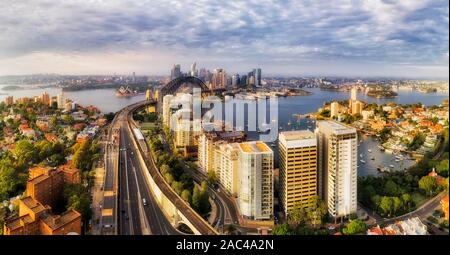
top-left (389, 164), bottom-right (394, 168)
top-left (360, 159), bottom-right (366, 164)
top-left (371, 157), bottom-right (375, 160)
top-left (368, 149), bottom-right (372, 153)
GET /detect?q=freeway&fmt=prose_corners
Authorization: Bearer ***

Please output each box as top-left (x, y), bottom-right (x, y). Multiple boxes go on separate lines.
top-left (127, 102), bottom-right (218, 235)
top-left (117, 104), bottom-right (180, 235)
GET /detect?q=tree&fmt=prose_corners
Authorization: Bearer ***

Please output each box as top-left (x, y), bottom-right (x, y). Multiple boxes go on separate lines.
top-left (64, 184), bottom-right (91, 223)
top-left (160, 164), bottom-right (171, 176)
top-left (181, 189), bottom-right (191, 203)
top-left (164, 173), bottom-right (174, 185)
top-left (384, 180), bottom-right (400, 196)
top-left (392, 197), bottom-right (403, 215)
top-left (288, 204), bottom-right (307, 226)
top-left (371, 195), bottom-right (381, 211)
top-left (436, 160), bottom-right (449, 177)
top-left (306, 196), bottom-right (327, 229)
top-left (0, 164), bottom-right (19, 200)
top-left (207, 170), bottom-right (218, 185)
top-left (12, 139), bottom-right (37, 170)
top-left (419, 176), bottom-right (438, 197)
top-left (342, 219), bottom-right (367, 235)
top-left (171, 181), bottom-right (183, 195)
top-left (401, 193), bottom-right (411, 211)
top-left (380, 196), bottom-right (393, 216)
top-left (272, 223), bottom-right (293, 235)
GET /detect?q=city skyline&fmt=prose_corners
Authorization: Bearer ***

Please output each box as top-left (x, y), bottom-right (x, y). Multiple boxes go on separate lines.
top-left (0, 0), bottom-right (448, 79)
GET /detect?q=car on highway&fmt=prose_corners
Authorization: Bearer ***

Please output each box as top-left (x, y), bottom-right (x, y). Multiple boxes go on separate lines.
top-left (142, 198), bottom-right (147, 206)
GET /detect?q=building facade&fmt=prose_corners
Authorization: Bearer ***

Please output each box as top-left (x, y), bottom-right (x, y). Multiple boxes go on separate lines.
top-left (316, 120), bottom-right (357, 219)
top-left (278, 130), bottom-right (317, 215)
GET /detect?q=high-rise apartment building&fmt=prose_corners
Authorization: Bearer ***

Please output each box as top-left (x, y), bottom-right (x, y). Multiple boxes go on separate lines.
top-left (237, 141), bottom-right (273, 220)
top-left (278, 130), bottom-right (317, 215)
top-left (56, 92), bottom-right (65, 109)
top-left (41, 92), bottom-right (50, 106)
top-left (4, 96), bottom-right (14, 106)
top-left (214, 143), bottom-right (240, 195)
top-left (315, 120), bottom-right (357, 219)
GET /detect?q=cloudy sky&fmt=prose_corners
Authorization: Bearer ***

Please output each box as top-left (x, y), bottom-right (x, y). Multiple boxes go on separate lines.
top-left (0, 0), bottom-right (448, 78)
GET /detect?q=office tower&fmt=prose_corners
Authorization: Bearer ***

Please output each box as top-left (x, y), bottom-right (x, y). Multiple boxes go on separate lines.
top-left (132, 72), bottom-right (136, 82)
top-left (211, 69), bottom-right (227, 90)
top-left (330, 101), bottom-right (340, 118)
top-left (247, 71), bottom-right (254, 87)
top-left (254, 68), bottom-right (262, 87)
top-left (238, 141), bottom-right (273, 220)
top-left (231, 74), bottom-right (240, 88)
top-left (56, 92), bottom-right (65, 109)
top-left (279, 130), bottom-right (317, 215)
top-left (190, 62), bottom-right (198, 77)
top-left (315, 120), bottom-right (357, 220)
top-left (351, 101), bottom-right (364, 115)
top-left (171, 64), bottom-right (182, 80)
top-left (240, 75), bottom-right (247, 87)
top-left (162, 95), bottom-right (174, 127)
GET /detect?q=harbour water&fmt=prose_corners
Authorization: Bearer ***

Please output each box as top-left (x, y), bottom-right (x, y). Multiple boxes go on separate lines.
top-left (1, 85), bottom-right (447, 176)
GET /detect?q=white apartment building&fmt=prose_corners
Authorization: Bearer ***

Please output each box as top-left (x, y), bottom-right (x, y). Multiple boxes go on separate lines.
top-left (237, 141), bottom-right (273, 220)
top-left (316, 120), bottom-right (357, 219)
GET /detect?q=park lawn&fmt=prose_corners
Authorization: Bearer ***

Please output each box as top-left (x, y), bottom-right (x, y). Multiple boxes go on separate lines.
top-left (140, 122), bottom-right (156, 130)
top-left (411, 192), bottom-right (427, 209)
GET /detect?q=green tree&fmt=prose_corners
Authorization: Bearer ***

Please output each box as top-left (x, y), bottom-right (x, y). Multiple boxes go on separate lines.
top-left (64, 184), bottom-right (91, 223)
top-left (171, 181), bottom-right (183, 195)
top-left (12, 139), bottom-right (37, 170)
top-left (288, 204), bottom-right (307, 226)
top-left (306, 196), bottom-right (327, 229)
top-left (418, 176), bottom-right (438, 197)
top-left (181, 189), bottom-right (191, 203)
top-left (207, 170), bottom-right (218, 185)
top-left (342, 219), bottom-right (367, 235)
top-left (272, 223), bottom-right (294, 235)
top-left (392, 197), bottom-right (403, 215)
top-left (380, 196), bottom-right (393, 216)
top-left (436, 160), bottom-right (449, 177)
top-left (401, 193), bottom-right (411, 211)
top-left (164, 173), bottom-right (174, 185)
top-left (0, 164), bottom-right (19, 200)
top-left (384, 180), bottom-right (399, 196)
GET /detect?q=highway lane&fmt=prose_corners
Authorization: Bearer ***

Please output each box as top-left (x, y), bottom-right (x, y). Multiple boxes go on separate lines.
top-left (120, 123), bottom-right (180, 235)
top-left (119, 126), bottom-right (142, 235)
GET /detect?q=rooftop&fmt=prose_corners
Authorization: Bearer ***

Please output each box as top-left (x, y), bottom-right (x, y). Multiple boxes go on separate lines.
top-left (20, 196), bottom-right (47, 215)
top-left (279, 130), bottom-right (315, 141)
top-left (317, 120), bottom-right (356, 135)
top-left (239, 141), bottom-right (272, 154)
top-left (41, 210), bottom-right (81, 230)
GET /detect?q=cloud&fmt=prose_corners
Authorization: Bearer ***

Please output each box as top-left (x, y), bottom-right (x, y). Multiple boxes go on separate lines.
top-left (0, 0), bottom-right (448, 77)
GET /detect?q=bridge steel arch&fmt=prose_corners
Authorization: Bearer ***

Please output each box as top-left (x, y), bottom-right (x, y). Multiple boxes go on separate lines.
top-left (160, 76), bottom-right (210, 97)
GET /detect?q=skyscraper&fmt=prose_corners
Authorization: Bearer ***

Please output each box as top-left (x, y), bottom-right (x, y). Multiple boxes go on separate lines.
top-left (190, 62), bottom-right (198, 77)
top-left (254, 68), bottom-right (262, 87)
top-left (279, 130), bottom-right (317, 215)
top-left (56, 92), bottom-right (65, 109)
top-left (231, 74), bottom-right (240, 88)
top-left (315, 120), bottom-right (357, 220)
top-left (211, 68), bottom-right (226, 90)
top-left (170, 64), bottom-right (182, 80)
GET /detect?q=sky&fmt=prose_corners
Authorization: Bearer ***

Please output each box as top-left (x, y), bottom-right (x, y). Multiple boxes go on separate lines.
top-left (0, 0), bottom-right (448, 78)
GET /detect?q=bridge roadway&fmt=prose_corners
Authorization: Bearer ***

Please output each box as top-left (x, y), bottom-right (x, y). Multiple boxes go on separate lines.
top-left (127, 101), bottom-right (218, 235)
